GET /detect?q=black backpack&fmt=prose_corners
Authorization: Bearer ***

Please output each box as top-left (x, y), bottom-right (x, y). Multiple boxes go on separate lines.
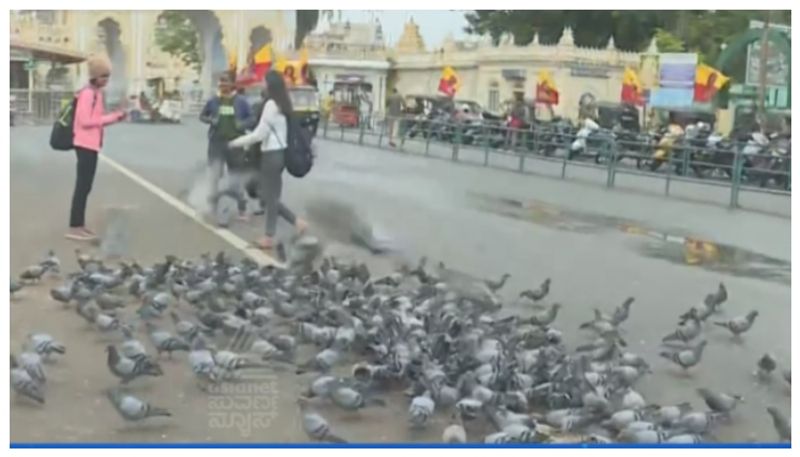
top-left (49, 98), bottom-right (78, 151)
top-left (283, 115), bottom-right (314, 178)
top-left (50, 91), bottom-right (96, 151)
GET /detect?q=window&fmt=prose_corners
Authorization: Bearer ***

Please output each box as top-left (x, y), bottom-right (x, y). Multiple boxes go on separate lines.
top-left (10, 61), bottom-right (29, 89)
top-left (488, 85), bottom-right (500, 112)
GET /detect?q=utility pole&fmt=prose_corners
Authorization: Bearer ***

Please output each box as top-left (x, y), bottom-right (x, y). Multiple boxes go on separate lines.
top-left (757, 10), bottom-right (773, 128)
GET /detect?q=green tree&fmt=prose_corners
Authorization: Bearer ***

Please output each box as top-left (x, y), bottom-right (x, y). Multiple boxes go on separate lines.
top-left (155, 11), bottom-right (201, 72)
top-left (654, 28), bottom-right (685, 53)
top-left (296, 10), bottom-right (320, 49)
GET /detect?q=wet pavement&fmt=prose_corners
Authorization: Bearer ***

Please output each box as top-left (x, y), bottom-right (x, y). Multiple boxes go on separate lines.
top-left (9, 123), bottom-right (791, 443)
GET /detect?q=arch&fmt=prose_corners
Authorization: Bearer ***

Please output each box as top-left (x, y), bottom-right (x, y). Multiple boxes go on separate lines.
top-left (97, 17), bottom-right (128, 102)
top-left (716, 27), bottom-right (791, 106)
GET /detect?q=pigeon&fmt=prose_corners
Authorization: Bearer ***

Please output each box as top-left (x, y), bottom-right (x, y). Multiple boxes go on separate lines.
top-left (16, 352), bottom-right (46, 385)
top-left (520, 278), bottom-right (550, 302)
top-left (95, 290), bottom-right (126, 311)
top-left (665, 434), bottom-right (703, 444)
top-left (169, 312), bottom-right (210, 344)
top-left (106, 388), bottom-right (171, 421)
top-left (442, 412), bottom-right (467, 443)
top-left (650, 403), bottom-right (692, 427)
top-left (713, 311), bottom-right (758, 337)
top-left (27, 333), bottom-right (66, 360)
top-left (20, 264), bottom-right (48, 282)
top-left (144, 322), bottom-right (191, 358)
top-left (41, 249), bottom-right (61, 273)
top-left (704, 282), bottom-right (727, 311)
top-left (10, 279), bottom-right (24, 296)
top-left (610, 297), bottom-right (634, 326)
top-left (106, 345), bottom-right (163, 384)
top-left (49, 282), bottom-right (75, 306)
top-left (188, 338), bottom-right (222, 388)
top-left (10, 355), bottom-right (45, 404)
top-left (673, 411), bottom-right (724, 434)
top-left (529, 303), bottom-right (561, 327)
top-left (659, 340), bottom-right (707, 371)
top-left (87, 307), bottom-right (121, 333)
top-left (766, 407), bottom-right (790, 442)
top-left (756, 353), bottom-right (777, 379)
top-left (329, 385), bottom-right (385, 411)
top-left (409, 394), bottom-right (436, 429)
top-left (297, 397), bottom-right (347, 443)
top-left (662, 308), bottom-right (702, 343)
top-left (119, 326), bottom-right (149, 359)
top-left (696, 388), bottom-right (744, 415)
top-left (485, 273), bottom-right (511, 293)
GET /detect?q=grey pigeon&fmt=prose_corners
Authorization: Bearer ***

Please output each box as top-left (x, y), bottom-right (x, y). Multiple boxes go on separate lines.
top-left (756, 353), bottom-right (777, 379)
top-left (520, 278), bottom-right (550, 302)
top-left (41, 249), bottom-right (62, 273)
top-left (329, 385), bottom-right (385, 411)
top-left (666, 434), bottom-right (703, 444)
top-left (713, 310), bottom-right (758, 337)
top-left (10, 279), bottom-right (24, 296)
top-left (409, 394), bottom-right (435, 429)
top-left (17, 352), bottom-right (46, 385)
top-left (145, 322), bottom-right (190, 358)
top-left (106, 388), bottom-right (171, 421)
top-left (659, 340), bottom-right (707, 371)
top-left (485, 273), bottom-right (510, 293)
top-left (11, 355), bottom-right (44, 404)
top-left (49, 282), bottom-right (75, 306)
top-left (696, 388), bottom-right (744, 415)
top-left (297, 397), bottom-right (347, 443)
top-left (662, 308), bottom-right (701, 343)
top-left (106, 345), bottom-right (163, 384)
top-left (611, 297), bottom-right (634, 326)
top-left (529, 303), bottom-right (561, 327)
top-left (704, 282), bottom-right (728, 311)
top-left (27, 333), bottom-right (66, 360)
top-left (766, 407), bottom-right (790, 442)
top-left (674, 411), bottom-right (724, 434)
top-left (20, 264), bottom-right (48, 282)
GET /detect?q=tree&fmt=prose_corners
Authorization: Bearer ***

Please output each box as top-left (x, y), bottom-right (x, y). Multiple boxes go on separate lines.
top-left (464, 10), bottom-right (790, 59)
top-left (155, 11), bottom-right (201, 72)
top-left (296, 10), bottom-right (320, 49)
top-left (654, 28), bottom-right (685, 53)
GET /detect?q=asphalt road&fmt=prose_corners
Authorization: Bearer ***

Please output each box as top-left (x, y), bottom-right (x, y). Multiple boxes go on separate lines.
top-left (9, 121), bottom-right (791, 443)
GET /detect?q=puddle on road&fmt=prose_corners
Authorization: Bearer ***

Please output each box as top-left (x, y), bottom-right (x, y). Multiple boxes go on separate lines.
top-left (469, 193), bottom-right (791, 286)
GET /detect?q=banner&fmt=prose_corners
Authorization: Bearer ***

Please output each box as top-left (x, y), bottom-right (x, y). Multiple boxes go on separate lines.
top-left (650, 53), bottom-right (697, 108)
top-left (620, 67), bottom-right (644, 105)
top-left (694, 64), bottom-right (729, 103)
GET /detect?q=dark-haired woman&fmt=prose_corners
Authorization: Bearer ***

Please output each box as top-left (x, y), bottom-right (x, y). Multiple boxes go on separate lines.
top-left (229, 70), bottom-right (307, 250)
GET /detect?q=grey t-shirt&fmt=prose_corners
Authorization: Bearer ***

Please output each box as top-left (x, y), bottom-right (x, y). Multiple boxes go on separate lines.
top-left (388, 94), bottom-right (403, 116)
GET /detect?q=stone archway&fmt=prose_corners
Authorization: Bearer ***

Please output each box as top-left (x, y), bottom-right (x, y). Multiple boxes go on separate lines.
top-left (184, 11), bottom-right (227, 97)
top-left (97, 17), bottom-right (128, 102)
top-left (716, 27), bottom-right (791, 105)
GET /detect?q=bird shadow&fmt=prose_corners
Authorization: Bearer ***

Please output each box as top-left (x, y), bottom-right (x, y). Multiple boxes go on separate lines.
top-left (114, 421), bottom-right (178, 434)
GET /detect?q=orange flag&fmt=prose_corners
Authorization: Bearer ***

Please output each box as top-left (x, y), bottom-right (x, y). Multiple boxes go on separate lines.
top-left (535, 70), bottom-right (559, 105)
top-left (694, 64), bottom-right (729, 103)
top-left (438, 66), bottom-right (460, 97)
top-left (251, 44), bottom-right (272, 81)
top-left (620, 67), bottom-right (644, 105)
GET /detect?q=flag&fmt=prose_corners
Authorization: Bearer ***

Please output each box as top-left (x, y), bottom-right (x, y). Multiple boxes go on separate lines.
top-left (694, 64), bottom-right (729, 103)
top-left (535, 70), bottom-right (559, 105)
top-left (620, 67), bottom-right (644, 105)
top-left (437, 66), bottom-right (460, 97)
top-left (227, 48), bottom-right (237, 74)
top-left (251, 44), bottom-right (272, 81)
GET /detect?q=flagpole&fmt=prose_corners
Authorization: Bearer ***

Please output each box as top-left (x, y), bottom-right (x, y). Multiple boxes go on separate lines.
top-left (757, 11), bottom-right (772, 126)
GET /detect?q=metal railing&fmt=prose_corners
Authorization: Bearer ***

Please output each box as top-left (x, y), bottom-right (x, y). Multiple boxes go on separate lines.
top-left (10, 89), bottom-right (74, 125)
top-left (318, 115), bottom-right (791, 212)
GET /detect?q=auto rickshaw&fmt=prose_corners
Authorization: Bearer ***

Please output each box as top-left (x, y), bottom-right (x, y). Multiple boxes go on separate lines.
top-left (596, 102), bottom-right (640, 132)
top-left (289, 85), bottom-right (321, 137)
top-left (331, 79), bottom-right (372, 128)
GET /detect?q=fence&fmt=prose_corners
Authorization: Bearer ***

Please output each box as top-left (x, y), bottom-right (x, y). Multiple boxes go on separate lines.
top-left (10, 89), bottom-right (74, 125)
top-left (318, 115), bottom-right (791, 213)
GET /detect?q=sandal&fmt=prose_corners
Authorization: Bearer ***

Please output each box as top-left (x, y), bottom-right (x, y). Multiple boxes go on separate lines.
top-left (295, 218), bottom-right (309, 235)
top-left (65, 229), bottom-right (96, 241)
top-left (252, 237), bottom-right (274, 251)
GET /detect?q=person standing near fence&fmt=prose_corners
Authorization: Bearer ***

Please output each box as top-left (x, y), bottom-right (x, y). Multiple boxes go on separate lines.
top-left (66, 54), bottom-right (127, 241)
top-left (387, 88), bottom-right (404, 147)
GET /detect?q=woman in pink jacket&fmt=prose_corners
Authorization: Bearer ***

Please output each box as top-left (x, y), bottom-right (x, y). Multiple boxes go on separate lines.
top-left (66, 54), bottom-right (126, 241)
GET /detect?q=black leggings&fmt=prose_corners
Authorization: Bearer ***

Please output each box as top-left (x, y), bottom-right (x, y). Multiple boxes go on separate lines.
top-left (70, 147), bottom-right (98, 228)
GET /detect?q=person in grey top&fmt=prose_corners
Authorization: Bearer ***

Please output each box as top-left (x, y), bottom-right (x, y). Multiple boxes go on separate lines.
top-left (387, 88), bottom-right (404, 147)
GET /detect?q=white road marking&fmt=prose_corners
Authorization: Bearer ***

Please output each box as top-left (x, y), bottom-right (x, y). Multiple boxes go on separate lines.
top-left (98, 154), bottom-right (282, 267)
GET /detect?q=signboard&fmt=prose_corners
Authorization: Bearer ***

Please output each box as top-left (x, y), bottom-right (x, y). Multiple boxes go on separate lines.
top-left (745, 21), bottom-right (790, 87)
top-left (569, 64), bottom-right (609, 79)
top-left (501, 69), bottom-right (526, 81)
top-left (650, 53), bottom-right (697, 108)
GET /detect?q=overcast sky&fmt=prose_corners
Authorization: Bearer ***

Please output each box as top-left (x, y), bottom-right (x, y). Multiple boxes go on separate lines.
top-left (339, 10), bottom-right (470, 48)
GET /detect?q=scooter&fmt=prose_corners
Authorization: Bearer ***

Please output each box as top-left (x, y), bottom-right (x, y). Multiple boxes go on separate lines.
top-left (647, 124), bottom-right (684, 172)
top-left (568, 118), bottom-right (601, 160)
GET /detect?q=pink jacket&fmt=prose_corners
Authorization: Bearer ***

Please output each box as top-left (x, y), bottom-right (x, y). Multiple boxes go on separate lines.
top-left (73, 85), bottom-right (124, 152)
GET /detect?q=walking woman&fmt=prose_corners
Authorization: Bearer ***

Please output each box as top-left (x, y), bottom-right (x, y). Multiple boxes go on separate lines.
top-left (66, 54), bottom-right (127, 241)
top-left (229, 70), bottom-right (307, 250)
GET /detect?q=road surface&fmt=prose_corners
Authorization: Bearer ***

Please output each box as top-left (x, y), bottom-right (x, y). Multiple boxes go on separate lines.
top-left (9, 122), bottom-right (791, 443)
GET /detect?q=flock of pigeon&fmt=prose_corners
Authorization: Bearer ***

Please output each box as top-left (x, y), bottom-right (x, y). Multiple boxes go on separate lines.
top-left (9, 244), bottom-right (792, 444)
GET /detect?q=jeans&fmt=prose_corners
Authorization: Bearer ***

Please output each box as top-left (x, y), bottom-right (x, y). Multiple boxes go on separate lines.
top-left (70, 147), bottom-right (98, 228)
top-left (260, 149), bottom-right (297, 237)
top-left (207, 137), bottom-right (248, 214)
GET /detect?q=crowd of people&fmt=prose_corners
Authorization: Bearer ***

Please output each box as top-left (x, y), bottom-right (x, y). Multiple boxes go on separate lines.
top-left (64, 54), bottom-right (307, 252)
